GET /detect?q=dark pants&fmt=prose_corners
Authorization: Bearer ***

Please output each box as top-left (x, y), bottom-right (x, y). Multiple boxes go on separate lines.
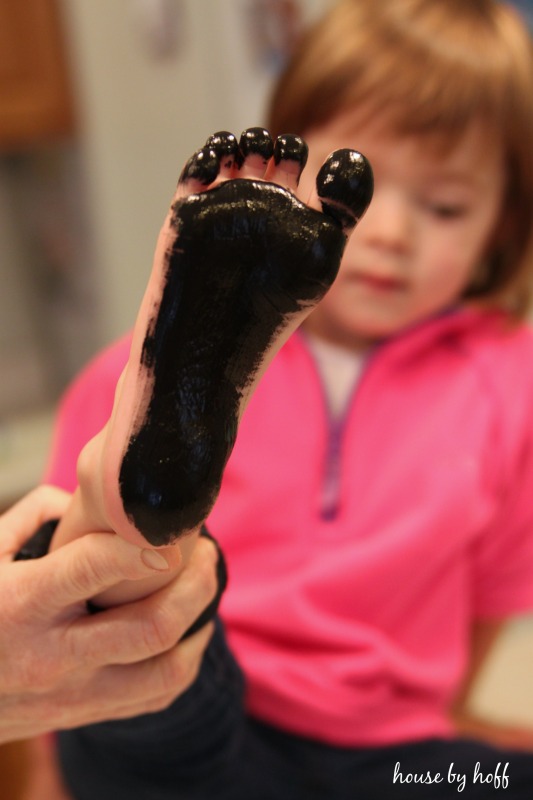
top-left (57, 619), bottom-right (533, 800)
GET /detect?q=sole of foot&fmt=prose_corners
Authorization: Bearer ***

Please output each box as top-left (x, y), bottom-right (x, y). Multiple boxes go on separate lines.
top-left (51, 127), bottom-right (372, 603)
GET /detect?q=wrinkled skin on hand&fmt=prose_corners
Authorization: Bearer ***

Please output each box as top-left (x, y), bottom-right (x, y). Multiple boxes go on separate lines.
top-left (0, 487), bottom-right (217, 743)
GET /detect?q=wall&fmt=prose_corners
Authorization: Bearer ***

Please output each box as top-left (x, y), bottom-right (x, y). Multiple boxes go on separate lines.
top-left (59, 0), bottom-right (333, 346)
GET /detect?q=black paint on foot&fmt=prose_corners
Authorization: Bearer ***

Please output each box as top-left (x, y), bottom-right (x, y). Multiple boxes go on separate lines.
top-left (205, 131), bottom-right (239, 169)
top-left (273, 134), bottom-right (308, 170)
top-left (180, 147), bottom-right (220, 185)
top-left (317, 149), bottom-right (373, 231)
top-left (119, 149), bottom-right (373, 545)
top-left (235, 127), bottom-right (274, 168)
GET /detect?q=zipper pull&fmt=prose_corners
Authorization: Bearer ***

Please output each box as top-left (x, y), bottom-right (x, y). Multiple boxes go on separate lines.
top-left (320, 423), bottom-right (342, 521)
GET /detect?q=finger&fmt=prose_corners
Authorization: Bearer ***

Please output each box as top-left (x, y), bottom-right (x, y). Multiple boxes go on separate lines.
top-left (0, 485), bottom-right (71, 560)
top-left (66, 535), bottom-right (218, 667)
top-left (66, 623), bottom-right (215, 726)
top-left (118, 622), bottom-right (215, 716)
top-left (25, 531), bottom-right (176, 614)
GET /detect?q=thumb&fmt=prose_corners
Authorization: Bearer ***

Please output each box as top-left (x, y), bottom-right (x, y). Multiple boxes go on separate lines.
top-left (28, 532), bottom-right (177, 612)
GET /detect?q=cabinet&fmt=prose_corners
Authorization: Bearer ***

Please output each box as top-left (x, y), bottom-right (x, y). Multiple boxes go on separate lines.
top-left (0, 0), bottom-right (75, 150)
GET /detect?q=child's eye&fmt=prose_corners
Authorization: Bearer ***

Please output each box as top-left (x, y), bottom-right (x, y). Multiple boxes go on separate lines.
top-left (425, 202), bottom-right (468, 219)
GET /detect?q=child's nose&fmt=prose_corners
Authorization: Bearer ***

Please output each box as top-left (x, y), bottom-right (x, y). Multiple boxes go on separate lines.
top-left (356, 187), bottom-right (411, 254)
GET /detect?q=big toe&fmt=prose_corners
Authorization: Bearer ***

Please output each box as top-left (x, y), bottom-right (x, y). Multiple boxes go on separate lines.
top-left (316, 150), bottom-right (373, 232)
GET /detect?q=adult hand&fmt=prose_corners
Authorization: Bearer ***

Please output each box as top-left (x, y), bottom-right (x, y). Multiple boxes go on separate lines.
top-left (0, 486), bottom-right (217, 743)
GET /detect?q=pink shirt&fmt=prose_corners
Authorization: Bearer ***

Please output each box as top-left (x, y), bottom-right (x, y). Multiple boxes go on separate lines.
top-left (45, 307), bottom-right (533, 747)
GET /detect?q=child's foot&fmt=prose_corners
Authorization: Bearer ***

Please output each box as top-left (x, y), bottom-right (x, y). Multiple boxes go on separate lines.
top-left (112, 128), bottom-right (371, 547)
top-left (54, 128), bottom-right (372, 559)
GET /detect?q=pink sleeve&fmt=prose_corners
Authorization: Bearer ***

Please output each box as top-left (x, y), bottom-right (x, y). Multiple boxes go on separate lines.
top-left (43, 334), bottom-right (131, 491)
top-left (471, 435), bottom-right (533, 620)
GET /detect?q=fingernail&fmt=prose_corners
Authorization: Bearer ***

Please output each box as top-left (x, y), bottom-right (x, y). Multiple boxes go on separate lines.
top-left (141, 548), bottom-right (170, 571)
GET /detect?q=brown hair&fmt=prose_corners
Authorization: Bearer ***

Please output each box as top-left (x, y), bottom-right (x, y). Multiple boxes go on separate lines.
top-left (267, 0), bottom-right (533, 318)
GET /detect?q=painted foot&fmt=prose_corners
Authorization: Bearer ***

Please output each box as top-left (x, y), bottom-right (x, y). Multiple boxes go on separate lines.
top-left (75, 128), bottom-right (373, 550)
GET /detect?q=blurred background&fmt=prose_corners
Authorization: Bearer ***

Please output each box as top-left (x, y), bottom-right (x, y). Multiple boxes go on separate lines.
top-left (0, 6), bottom-right (532, 786)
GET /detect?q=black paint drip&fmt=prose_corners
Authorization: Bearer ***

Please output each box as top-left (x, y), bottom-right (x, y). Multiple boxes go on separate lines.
top-left (119, 153), bottom-right (373, 545)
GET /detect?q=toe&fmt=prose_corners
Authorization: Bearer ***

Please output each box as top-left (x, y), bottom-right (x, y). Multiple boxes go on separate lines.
top-left (205, 131), bottom-right (239, 181)
top-left (314, 150), bottom-right (373, 233)
top-left (178, 146), bottom-right (220, 196)
top-left (236, 127), bottom-right (274, 179)
top-left (264, 134), bottom-right (308, 191)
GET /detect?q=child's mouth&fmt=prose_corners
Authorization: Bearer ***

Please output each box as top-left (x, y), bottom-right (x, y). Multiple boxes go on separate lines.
top-left (353, 271), bottom-right (406, 292)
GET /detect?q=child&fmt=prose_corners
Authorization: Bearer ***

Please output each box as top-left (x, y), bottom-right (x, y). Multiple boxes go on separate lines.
top-left (40, 0), bottom-right (533, 796)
